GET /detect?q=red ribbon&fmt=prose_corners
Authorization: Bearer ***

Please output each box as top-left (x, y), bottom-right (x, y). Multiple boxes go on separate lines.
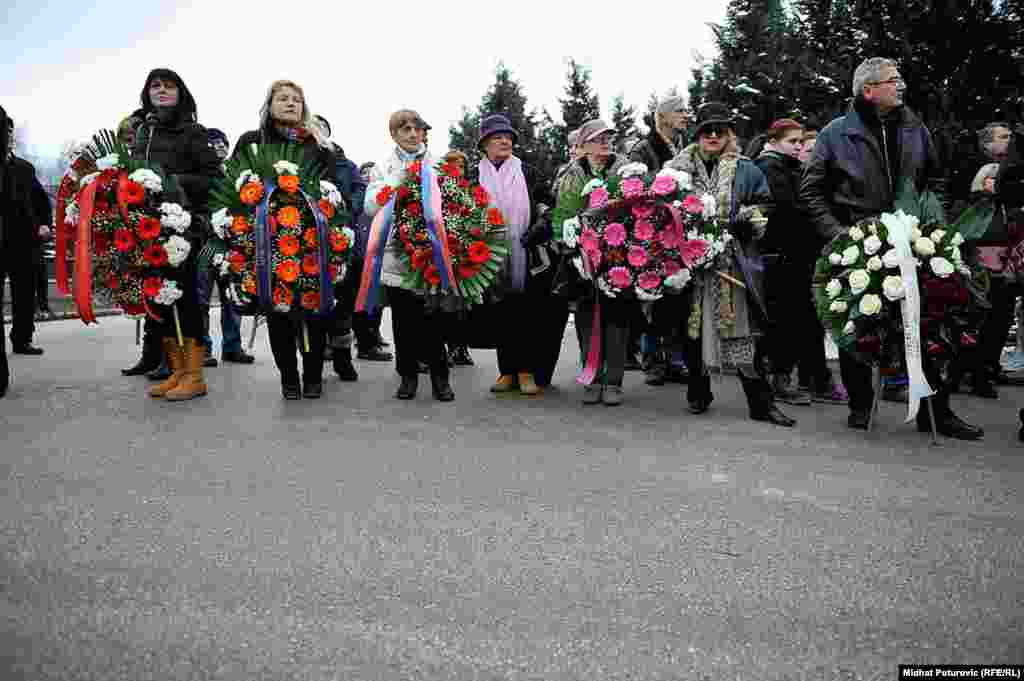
top-left (55, 193), bottom-right (69, 295)
top-left (73, 181), bottom-right (98, 325)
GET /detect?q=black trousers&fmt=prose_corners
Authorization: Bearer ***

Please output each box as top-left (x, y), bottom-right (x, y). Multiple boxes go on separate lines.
top-left (330, 256), bottom-right (378, 350)
top-left (36, 248), bottom-right (49, 311)
top-left (0, 289), bottom-right (7, 389)
top-left (976, 277), bottom-right (1022, 379)
top-left (495, 293), bottom-right (532, 376)
top-left (267, 314), bottom-right (327, 385)
top-left (388, 286), bottom-right (449, 379)
top-left (574, 294), bottom-right (631, 386)
top-left (150, 251), bottom-right (204, 342)
top-left (764, 261), bottom-right (832, 387)
top-left (1, 256), bottom-right (37, 346)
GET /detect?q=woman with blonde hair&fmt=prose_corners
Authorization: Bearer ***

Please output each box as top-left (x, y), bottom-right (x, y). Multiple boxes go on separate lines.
top-left (231, 79), bottom-right (337, 399)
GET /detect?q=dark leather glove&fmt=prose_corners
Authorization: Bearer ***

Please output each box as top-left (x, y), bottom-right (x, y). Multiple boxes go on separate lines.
top-left (729, 220), bottom-right (753, 242)
top-left (520, 216), bottom-right (552, 248)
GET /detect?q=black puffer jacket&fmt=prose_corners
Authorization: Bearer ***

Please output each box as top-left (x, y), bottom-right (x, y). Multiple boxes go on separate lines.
top-left (800, 97), bottom-right (943, 244)
top-left (627, 128), bottom-right (676, 173)
top-left (755, 150), bottom-right (816, 263)
top-left (130, 68), bottom-right (220, 219)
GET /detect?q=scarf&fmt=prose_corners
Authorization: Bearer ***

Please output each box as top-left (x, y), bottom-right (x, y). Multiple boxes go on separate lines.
top-left (478, 155), bottom-right (531, 291)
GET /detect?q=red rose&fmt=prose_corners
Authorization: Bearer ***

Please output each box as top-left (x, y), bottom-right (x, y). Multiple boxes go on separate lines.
top-left (472, 185), bottom-right (490, 207)
top-left (136, 216), bottom-right (161, 240)
top-left (406, 202), bottom-right (422, 217)
top-left (458, 178), bottom-right (470, 189)
top-left (398, 186), bottom-right (411, 199)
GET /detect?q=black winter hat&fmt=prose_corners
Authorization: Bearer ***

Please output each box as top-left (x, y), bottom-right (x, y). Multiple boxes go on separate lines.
top-left (207, 128), bottom-right (229, 144)
top-left (139, 68), bottom-right (198, 123)
top-left (694, 102), bottom-right (735, 136)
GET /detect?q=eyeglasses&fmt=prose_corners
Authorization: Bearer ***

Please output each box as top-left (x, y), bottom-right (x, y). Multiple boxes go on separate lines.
top-left (590, 133), bottom-right (615, 144)
top-left (871, 76), bottom-right (905, 87)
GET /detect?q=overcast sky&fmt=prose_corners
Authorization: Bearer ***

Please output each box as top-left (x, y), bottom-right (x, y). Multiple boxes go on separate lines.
top-left (3, 0), bottom-right (727, 165)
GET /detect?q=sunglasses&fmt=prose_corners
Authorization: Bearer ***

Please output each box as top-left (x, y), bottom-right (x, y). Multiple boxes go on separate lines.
top-left (701, 125), bottom-right (730, 138)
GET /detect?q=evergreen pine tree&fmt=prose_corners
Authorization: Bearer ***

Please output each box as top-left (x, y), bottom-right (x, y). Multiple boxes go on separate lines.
top-left (609, 94), bottom-right (638, 152)
top-left (559, 58), bottom-right (602, 133)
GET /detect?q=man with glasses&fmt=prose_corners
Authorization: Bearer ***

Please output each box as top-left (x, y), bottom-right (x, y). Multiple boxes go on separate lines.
top-left (801, 57), bottom-right (982, 440)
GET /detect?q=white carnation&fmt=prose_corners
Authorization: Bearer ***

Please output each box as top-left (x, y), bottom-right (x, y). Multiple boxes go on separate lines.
top-left (618, 162), bottom-right (648, 178)
top-left (859, 293), bottom-right (882, 316)
top-left (273, 160), bottom-right (300, 176)
top-left (930, 229), bottom-right (946, 243)
top-left (562, 217), bottom-right (580, 248)
top-left (65, 201), bottom-right (80, 225)
top-left (154, 280), bottom-right (183, 306)
top-left (848, 269), bottom-right (871, 295)
top-left (581, 178), bottom-right (605, 196)
top-left (665, 268), bottom-right (692, 290)
top-left (128, 168), bottom-right (162, 192)
top-left (914, 237), bottom-right (936, 257)
top-left (164, 235), bottom-right (192, 267)
top-left (211, 208), bottom-right (232, 239)
top-left (658, 167), bottom-right (692, 190)
top-left (79, 172), bottom-right (100, 188)
top-left (882, 275), bottom-right (906, 301)
top-left (841, 245), bottom-right (860, 266)
top-left (319, 180), bottom-right (342, 207)
top-left (829, 253), bottom-right (842, 265)
top-left (911, 228), bottom-right (923, 241)
top-left (849, 225), bottom-right (865, 241)
top-left (866, 255), bottom-right (883, 272)
top-left (826, 278), bottom-right (842, 298)
top-left (843, 321), bottom-right (856, 335)
top-left (863, 234), bottom-right (883, 255)
top-left (95, 153), bottom-right (121, 171)
top-left (830, 300), bottom-right (848, 313)
top-left (867, 221), bottom-right (879, 234)
top-left (930, 257), bottom-right (955, 278)
top-left (882, 249), bottom-right (901, 269)
top-left (159, 202), bottom-right (191, 234)
top-left (235, 169), bottom-right (260, 192)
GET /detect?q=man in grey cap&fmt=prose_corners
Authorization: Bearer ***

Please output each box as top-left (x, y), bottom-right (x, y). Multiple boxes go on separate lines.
top-left (630, 95), bottom-right (690, 173)
top-left (552, 128), bottom-right (582, 193)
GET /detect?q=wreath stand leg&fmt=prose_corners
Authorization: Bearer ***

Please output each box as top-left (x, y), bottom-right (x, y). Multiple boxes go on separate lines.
top-left (135, 318), bottom-right (141, 346)
top-left (925, 395), bottom-right (941, 447)
top-left (249, 315), bottom-right (262, 351)
top-left (172, 304), bottom-right (184, 348)
top-left (866, 366), bottom-right (882, 433)
top-left (302, 320), bottom-right (310, 354)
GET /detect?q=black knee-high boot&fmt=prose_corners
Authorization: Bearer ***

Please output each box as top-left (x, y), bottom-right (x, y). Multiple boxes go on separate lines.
top-left (123, 328), bottom-right (163, 376)
top-left (738, 369), bottom-right (796, 427)
top-left (915, 381), bottom-right (984, 440)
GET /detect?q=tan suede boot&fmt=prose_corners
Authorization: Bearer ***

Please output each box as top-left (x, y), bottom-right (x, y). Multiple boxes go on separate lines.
top-left (165, 338), bottom-right (209, 401)
top-left (149, 338), bottom-right (186, 398)
top-left (518, 372), bottom-right (540, 395)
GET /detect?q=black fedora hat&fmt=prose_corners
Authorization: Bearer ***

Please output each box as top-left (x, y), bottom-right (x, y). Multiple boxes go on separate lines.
top-left (694, 102), bottom-right (735, 136)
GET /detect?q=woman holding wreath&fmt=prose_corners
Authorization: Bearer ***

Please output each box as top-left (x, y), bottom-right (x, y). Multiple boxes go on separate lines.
top-left (554, 118), bottom-right (630, 405)
top-left (131, 68), bottom-right (221, 401)
top-left (360, 109), bottom-right (456, 402)
top-left (231, 80), bottom-right (337, 399)
top-left (665, 102), bottom-right (795, 426)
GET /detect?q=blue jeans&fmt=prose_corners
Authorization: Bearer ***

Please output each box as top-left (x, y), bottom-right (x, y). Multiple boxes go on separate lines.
top-left (196, 270), bottom-right (242, 354)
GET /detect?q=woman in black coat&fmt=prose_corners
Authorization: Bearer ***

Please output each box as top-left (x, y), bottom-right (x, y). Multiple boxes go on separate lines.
top-left (130, 68), bottom-right (221, 402)
top-left (232, 80), bottom-right (337, 400)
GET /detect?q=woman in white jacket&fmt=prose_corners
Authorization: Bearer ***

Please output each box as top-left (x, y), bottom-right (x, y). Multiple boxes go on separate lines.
top-left (361, 109), bottom-right (454, 402)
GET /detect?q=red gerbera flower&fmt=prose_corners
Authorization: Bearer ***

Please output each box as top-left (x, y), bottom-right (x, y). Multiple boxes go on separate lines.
top-left (411, 249), bottom-right (431, 271)
top-left (137, 216), bottom-right (161, 240)
top-left (408, 160), bottom-right (422, 176)
top-left (318, 199), bottom-right (335, 219)
top-left (117, 180), bottom-right (146, 206)
top-left (114, 228), bottom-right (136, 252)
top-left (458, 263), bottom-right (479, 280)
top-left (486, 207), bottom-right (504, 226)
top-left (468, 241), bottom-right (491, 264)
top-left (273, 286), bottom-right (293, 307)
top-left (328, 232), bottom-right (349, 253)
top-left (301, 291), bottom-right (320, 310)
top-left (143, 276), bottom-right (163, 298)
top-left (375, 185), bottom-right (394, 206)
top-left (423, 264), bottom-right (441, 285)
top-left (143, 243), bottom-right (168, 266)
top-left (278, 234), bottom-right (301, 256)
top-left (228, 251), bottom-right (246, 273)
top-left (472, 185), bottom-right (489, 207)
top-left (398, 186), bottom-right (411, 199)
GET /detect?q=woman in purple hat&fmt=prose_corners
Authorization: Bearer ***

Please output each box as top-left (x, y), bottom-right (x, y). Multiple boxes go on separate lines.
top-left (476, 113), bottom-right (561, 395)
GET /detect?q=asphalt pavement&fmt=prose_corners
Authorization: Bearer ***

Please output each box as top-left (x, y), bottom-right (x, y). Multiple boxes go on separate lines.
top-left (1, 311), bottom-right (1023, 680)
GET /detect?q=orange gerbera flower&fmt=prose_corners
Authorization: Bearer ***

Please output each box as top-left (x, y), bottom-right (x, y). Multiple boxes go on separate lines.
top-left (278, 234), bottom-right (301, 256)
top-left (276, 259), bottom-right (300, 283)
top-left (118, 180), bottom-right (146, 206)
top-left (228, 251), bottom-right (246, 273)
top-left (241, 274), bottom-right (257, 294)
top-left (303, 228), bottom-right (319, 248)
top-left (486, 207), bottom-right (504, 226)
top-left (273, 285), bottom-right (293, 307)
top-left (301, 291), bottom-right (320, 310)
top-left (239, 181), bottom-right (263, 205)
top-left (468, 241), bottom-right (491, 264)
top-left (318, 199), bottom-right (335, 219)
top-left (302, 254), bottom-right (320, 275)
top-left (231, 215), bottom-right (252, 236)
top-left (328, 232), bottom-right (349, 253)
top-left (277, 205), bottom-right (301, 228)
top-left (278, 175), bottom-right (299, 194)
top-left (136, 216), bottom-right (161, 240)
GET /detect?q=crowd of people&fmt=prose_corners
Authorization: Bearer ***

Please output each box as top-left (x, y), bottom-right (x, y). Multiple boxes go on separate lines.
top-left (2, 57), bottom-right (1022, 442)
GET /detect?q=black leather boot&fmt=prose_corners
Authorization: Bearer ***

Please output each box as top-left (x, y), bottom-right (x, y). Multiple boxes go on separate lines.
top-left (395, 375), bottom-right (418, 400)
top-left (686, 372), bottom-right (714, 414)
top-left (916, 391), bottom-right (983, 440)
top-left (738, 371), bottom-right (796, 427)
top-left (123, 332), bottom-right (163, 376)
top-left (332, 347), bottom-right (359, 381)
top-left (147, 357), bottom-right (172, 381)
top-left (430, 374), bottom-right (455, 402)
